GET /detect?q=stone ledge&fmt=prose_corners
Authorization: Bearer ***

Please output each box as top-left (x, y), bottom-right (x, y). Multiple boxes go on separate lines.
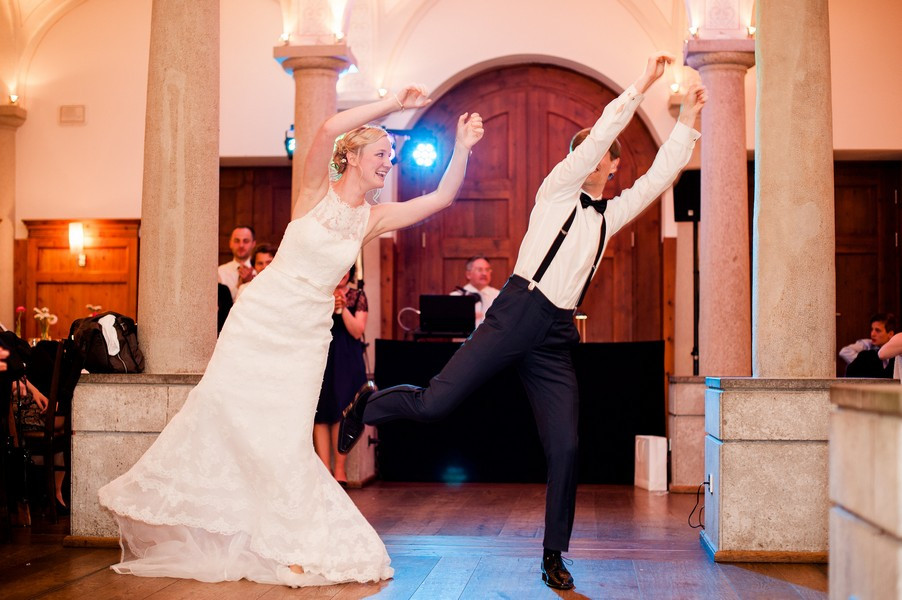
top-left (80, 373), bottom-right (202, 385)
top-left (706, 377), bottom-right (889, 391)
top-left (832, 383), bottom-right (902, 415)
top-left (707, 377), bottom-right (833, 390)
top-left (706, 386), bottom-right (830, 441)
top-left (669, 377), bottom-right (705, 415)
top-left (73, 378), bottom-right (196, 432)
top-left (669, 375), bottom-right (706, 384)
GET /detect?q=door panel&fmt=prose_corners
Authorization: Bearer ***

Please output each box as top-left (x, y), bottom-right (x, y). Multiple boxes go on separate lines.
top-left (219, 167), bottom-right (292, 263)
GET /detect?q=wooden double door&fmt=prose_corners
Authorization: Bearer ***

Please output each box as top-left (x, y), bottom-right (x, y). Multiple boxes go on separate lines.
top-left (392, 64), bottom-right (664, 342)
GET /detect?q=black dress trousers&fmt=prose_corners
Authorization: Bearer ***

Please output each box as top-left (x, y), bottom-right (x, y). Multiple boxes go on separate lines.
top-left (364, 275), bottom-right (581, 551)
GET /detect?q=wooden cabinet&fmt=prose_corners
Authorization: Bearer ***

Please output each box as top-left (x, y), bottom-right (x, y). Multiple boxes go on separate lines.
top-left (16, 220), bottom-right (139, 340)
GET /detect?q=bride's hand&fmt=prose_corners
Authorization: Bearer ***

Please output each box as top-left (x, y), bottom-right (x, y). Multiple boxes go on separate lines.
top-left (395, 84), bottom-right (431, 110)
top-left (456, 112), bottom-right (484, 149)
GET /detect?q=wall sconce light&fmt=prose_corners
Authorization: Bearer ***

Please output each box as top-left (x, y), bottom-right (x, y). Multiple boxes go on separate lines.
top-left (279, 32), bottom-right (291, 45)
top-left (8, 94), bottom-right (18, 104)
top-left (688, 25), bottom-right (699, 38)
top-left (284, 124), bottom-right (295, 159)
top-left (747, 25), bottom-right (756, 37)
top-left (69, 222), bottom-right (86, 267)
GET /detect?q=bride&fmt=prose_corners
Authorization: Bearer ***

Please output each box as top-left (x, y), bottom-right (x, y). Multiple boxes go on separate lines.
top-left (99, 85), bottom-right (484, 587)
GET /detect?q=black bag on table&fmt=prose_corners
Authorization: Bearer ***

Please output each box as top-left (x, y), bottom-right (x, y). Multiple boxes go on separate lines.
top-left (69, 312), bottom-right (145, 374)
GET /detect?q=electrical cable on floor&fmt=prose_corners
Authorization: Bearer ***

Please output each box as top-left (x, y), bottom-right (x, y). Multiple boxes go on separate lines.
top-left (688, 481), bottom-right (706, 529)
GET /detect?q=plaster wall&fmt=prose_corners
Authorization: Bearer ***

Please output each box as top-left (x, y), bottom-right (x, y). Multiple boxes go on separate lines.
top-left (13, 0), bottom-right (151, 238)
top-left (11, 0), bottom-right (900, 236)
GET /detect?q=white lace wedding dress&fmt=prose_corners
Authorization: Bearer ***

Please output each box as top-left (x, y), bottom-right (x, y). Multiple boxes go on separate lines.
top-left (98, 188), bottom-right (393, 587)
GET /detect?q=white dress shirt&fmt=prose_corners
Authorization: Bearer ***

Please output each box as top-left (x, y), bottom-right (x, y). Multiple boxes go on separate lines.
top-left (451, 283), bottom-right (500, 327)
top-left (218, 258), bottom-right (251, 302)
top-left (512, 85), bottom-right (701, 309)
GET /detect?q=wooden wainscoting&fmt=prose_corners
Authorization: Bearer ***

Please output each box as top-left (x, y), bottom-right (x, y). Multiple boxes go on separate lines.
top-left (16, 220), bottom-right (139, 340)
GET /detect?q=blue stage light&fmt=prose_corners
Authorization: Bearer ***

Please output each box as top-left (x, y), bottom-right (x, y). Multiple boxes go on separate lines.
top-left (411, 141), bottom-right (438, 168)
top-left (284, 124), bottom-right (295, 159)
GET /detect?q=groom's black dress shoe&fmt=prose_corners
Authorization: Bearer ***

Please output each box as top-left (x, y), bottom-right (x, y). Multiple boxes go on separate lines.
top-left (337, 381), bottom-right (376, 455)
top-left (541, 549), bottom-right (574, 590)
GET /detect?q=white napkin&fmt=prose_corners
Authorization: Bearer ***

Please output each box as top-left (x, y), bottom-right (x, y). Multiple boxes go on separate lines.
top-left (97, 314), bottom-right (121, 356)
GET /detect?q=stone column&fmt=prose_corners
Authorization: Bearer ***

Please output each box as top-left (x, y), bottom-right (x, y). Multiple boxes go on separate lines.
top-left (0, 105), bottom-right (26, 326)
top-left (753, 0), bottom-right (835, 377)
top-left (138, 0), bottom-right (219, 373)
top-left (274, 43), bottom-right (354, 212)
top-left (701, 0), bottom-right (839, 562)
top-left (686, 40), bottom-right (755, 377)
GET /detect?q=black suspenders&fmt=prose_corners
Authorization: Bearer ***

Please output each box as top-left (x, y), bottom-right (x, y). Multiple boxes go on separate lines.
top-left (530, 206), bottom-right (607, 308)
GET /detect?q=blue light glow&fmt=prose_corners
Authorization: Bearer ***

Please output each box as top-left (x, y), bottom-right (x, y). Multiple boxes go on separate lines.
top-left (411, 142), bottom-right (438, 168)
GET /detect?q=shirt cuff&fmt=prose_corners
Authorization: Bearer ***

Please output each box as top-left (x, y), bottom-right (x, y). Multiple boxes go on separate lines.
top-left (671, 120), bottom-right (701, 144)
top-left (623, 84), bottom-right (644, 105)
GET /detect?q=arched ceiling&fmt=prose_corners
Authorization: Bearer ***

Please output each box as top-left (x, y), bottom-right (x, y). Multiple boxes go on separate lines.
top-left (0, 0), bottom-right (690, 99)
top-left (1, 0), bottom-right (88, 97)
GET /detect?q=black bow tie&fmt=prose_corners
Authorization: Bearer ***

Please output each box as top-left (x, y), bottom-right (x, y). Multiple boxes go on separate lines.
top-left (580, 192), bottom-right (607, 215)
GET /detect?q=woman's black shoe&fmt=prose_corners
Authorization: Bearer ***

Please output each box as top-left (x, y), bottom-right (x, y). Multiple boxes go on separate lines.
top-left (541, 549), bottom-right (574, 590)
top-left (337, 381), bottom-right (376, 454)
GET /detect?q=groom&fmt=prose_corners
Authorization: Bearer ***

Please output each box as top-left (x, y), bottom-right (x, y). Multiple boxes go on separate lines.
top-left (340, 53), bottom-right (706, 590)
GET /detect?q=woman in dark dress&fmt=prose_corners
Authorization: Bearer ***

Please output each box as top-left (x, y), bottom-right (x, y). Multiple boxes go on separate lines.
top-left (314, 266), bottom-right (368, 485)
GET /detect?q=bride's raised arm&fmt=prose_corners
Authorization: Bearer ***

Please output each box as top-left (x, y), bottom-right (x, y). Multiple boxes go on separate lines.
top-left (293, 85), bottom-right (431, 220)
top-left (363, 112), bottom-right (484, 244)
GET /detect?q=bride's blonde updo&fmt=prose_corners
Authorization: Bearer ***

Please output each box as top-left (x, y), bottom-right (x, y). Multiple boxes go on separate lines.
top-left (331, 125), bottom-right (389, 176)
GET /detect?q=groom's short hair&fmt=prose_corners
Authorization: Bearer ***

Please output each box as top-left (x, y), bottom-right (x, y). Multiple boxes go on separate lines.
top-left (570, 129), bottom-right (621, 160)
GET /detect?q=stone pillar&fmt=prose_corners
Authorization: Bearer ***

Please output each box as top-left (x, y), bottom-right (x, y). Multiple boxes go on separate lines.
top-left (138, 0), bottom-right (219, 373)
top-left (753, 0), bottom-right (835, 377)
top-left (686, 40), bottom-right (755, 377)
top-left (701, 0), bottom-right (838, 563)
top-left (0, 105), bottom-right (26, 326)
top-left (274, 43), bottom-right (354, 212)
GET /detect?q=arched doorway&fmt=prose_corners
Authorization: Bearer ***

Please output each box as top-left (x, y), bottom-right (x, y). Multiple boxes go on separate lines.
top-left (387, 63), bottom-right (664, 342)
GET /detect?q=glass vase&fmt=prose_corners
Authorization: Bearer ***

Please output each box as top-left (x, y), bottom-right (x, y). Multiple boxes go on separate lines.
top-left (39, 319), bottom-right (51, 341)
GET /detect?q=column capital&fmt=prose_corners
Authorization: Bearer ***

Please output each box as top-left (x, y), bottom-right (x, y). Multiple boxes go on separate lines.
top-left (685, 39), bottom-right (755, 71)
top-left (274, 42), bottom-right (356, 75)
top-left (0, 105), bottom-right (27, 130)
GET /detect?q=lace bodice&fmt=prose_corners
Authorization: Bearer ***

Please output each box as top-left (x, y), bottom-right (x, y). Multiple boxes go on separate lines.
top-left (268, 187), bottom-right (370, 292)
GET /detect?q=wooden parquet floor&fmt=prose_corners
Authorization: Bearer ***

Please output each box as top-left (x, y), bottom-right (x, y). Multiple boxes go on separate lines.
top-left (0, 483), bottom-right (828, 599)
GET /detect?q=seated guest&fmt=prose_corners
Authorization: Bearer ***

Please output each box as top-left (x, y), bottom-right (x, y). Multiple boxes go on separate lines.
top-left (217, 225), bottom-right (256, 302)
top-left (236, 244), bottom-right (278, 298)
top-left (10, 378), bottom-right (68, 511)
top-left (2, 331), bottom-right (77, 514)
top-left (451, 255), bottom-right (499, 327)
top-left (252, 244), bottom-right (277, 273)
top-left (840, 313), bottom-right (895, 377)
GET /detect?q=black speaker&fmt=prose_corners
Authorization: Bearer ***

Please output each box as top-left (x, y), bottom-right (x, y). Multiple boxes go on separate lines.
top-left (673, 170), bottom-right (700, 222)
